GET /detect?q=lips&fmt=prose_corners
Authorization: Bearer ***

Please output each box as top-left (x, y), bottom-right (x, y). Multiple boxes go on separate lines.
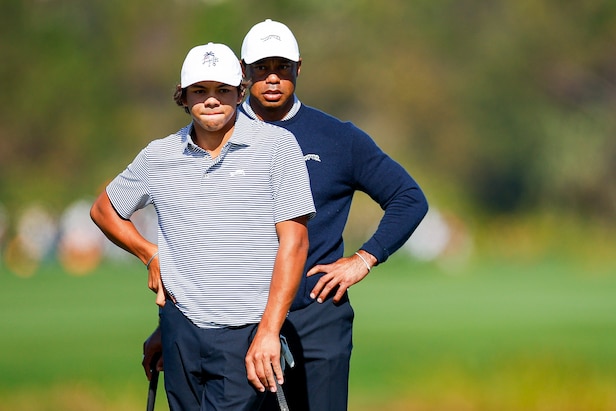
top-left (263, 90), bottom-right (282, 101)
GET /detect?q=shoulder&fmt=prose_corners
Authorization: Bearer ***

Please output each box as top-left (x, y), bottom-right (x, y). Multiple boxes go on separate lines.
top-left (234, 110), bottom-right (298, 151)
top-left (297, 104), bottom-right (345, 125)
top-left (293, 104), bottom-right (375, 149)
top-left (150, 125), bottom-right (188, 145)
top-left (236, 110), bottom-right (292, 137)
top-left (296, 105), bottom-right (366, 135)
top-left (141, 125), bottom-right (190, 158)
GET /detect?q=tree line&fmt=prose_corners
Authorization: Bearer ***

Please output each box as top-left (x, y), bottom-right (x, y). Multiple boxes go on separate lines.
top-left (1, 0), bottom-right (614, 224)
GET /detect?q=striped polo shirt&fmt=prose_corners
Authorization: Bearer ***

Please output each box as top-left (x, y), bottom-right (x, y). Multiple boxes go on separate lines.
top-left (106, 111), bottom-right (315, 328)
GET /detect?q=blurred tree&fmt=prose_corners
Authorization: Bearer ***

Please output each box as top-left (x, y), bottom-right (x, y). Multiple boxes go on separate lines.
top-left (0, 0), bottom-right (614, 223)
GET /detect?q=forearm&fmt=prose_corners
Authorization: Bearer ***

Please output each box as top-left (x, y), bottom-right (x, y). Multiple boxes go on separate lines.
top-left (90, 190), bottom-right (157, 264)
top-left (361, 185), bottom-right (428, 263)
top-left (257, 217), bottom-right (309, 335)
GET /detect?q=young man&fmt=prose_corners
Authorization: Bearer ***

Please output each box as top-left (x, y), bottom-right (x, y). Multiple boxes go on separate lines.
top-left (91, 42), bottom-right (315, 411)
top-left (144, 20), bottom-right (428, 410)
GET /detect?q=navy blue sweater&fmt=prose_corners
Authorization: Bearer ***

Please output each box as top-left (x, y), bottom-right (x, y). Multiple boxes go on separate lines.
top-left (241, 103), bottom-right (428, 310)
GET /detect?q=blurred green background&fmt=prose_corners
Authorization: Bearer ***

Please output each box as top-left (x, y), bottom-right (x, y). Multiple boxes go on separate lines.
top-left (1, 0), bottom-right (615, 410)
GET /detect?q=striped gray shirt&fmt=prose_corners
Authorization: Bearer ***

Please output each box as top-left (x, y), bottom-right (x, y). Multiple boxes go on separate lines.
top-left (106, 111), bottom-right (315, 328)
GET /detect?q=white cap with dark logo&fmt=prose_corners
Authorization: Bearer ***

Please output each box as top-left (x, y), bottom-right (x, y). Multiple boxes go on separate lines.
top-left (180, 42), bottom-right (242, 88)
top-left (241, 19), bottom-right (300, 64)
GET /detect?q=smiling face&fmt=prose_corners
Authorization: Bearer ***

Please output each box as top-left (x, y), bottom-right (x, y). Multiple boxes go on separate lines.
top-left (243, 57), bottom-right (301, 122)
top-left (183, 81), bottom-right (242, 136)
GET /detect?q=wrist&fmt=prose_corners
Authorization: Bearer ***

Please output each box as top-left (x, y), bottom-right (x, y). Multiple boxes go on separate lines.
top-left (145, 251), bottom-right (159, 269)
top-left (355, 250), bottom-right (376, 272)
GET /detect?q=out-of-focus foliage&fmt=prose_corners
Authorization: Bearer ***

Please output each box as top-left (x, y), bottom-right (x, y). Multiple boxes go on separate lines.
top-left (1, 0), bottom-right (615, 220)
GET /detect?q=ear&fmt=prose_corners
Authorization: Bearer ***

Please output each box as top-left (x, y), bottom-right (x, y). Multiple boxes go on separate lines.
top-left (237, 88), bottom-right (246, 105)
top-left (296, 58), bottom-right (302, 77)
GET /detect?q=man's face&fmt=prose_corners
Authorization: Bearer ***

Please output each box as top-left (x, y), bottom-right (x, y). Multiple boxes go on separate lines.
top-left (184, 81), bottom-right (242, 133)
top-left (243, 57), bottom-right (301, 121)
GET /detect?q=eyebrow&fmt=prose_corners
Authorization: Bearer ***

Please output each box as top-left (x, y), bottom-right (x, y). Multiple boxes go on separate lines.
top-left (251, 58), bottom-right (294, 66)
top-left (190, 83), bottom-right (232, 90)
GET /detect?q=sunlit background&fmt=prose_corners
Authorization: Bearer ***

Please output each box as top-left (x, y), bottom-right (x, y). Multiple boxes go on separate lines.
top-left (1, 1), bottom-right (615, 410)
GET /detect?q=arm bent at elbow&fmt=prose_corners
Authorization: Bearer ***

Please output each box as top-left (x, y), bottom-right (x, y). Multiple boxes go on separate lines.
top-left (90, 190), bottom-right (163, 303)
top-left (90, 190), bottom-right (156, 264)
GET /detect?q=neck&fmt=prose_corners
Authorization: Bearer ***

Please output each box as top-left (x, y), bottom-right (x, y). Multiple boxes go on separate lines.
top-left (192, 120), bottom-right (235, 158)
top-left (249, 97), bottom-right (293, 122)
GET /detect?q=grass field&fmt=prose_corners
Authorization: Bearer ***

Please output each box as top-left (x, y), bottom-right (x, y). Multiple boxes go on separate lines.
top-left (1, 253), bottom-right (616, 410)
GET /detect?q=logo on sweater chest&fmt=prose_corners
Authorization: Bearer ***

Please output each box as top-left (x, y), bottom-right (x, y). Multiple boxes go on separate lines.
top-left (304, 154), bottom-right (321, 162)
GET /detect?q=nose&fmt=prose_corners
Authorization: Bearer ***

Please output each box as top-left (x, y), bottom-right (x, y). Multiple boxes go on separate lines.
top-left (203, 95), bottom-right (220, 107)
top-left (265, 71), bottom-right (281, 84)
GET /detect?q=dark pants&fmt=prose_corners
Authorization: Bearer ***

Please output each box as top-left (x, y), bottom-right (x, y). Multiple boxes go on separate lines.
top-left (263, 295), bottom-right (354, 411)
top-left (160, 301), bottom-right (266, 411)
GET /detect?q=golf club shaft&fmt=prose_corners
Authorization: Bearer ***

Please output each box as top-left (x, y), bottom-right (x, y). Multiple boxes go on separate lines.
top-left (275, 380), bottom-right (289, 411)
top-left (146, 354), bottom-right (161, 411)
top-left (146, 369), bottom-right (159, 411)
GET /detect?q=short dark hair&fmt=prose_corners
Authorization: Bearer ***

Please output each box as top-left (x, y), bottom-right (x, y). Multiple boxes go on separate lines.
top-left (173, 85), bottom-right (188, 113)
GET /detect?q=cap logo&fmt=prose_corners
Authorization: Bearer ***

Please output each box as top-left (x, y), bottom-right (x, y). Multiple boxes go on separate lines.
top-left (260, 34), bottom-right (281, 42)
top-left (202, 51), bottom-right (219, 67)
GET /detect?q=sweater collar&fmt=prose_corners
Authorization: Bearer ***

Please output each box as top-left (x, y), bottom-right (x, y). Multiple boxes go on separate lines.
top-left (242, 95), bottom-right (301, 122)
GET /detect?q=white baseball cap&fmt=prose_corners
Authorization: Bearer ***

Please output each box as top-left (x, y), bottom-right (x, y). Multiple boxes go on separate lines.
top-left (241, 19), bottom-right (300, 64)
top-left (180, 42), bottom-right (242, 88)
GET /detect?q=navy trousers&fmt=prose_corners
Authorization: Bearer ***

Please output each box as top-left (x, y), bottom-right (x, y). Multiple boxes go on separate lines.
top-left (263, 295), bottom-right (354, 411)
top-left (160, 301), bottom-right (266, 411)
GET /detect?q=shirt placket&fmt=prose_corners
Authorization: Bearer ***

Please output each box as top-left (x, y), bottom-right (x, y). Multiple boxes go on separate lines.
top-left (201, 143), bottom-right (230, 187)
